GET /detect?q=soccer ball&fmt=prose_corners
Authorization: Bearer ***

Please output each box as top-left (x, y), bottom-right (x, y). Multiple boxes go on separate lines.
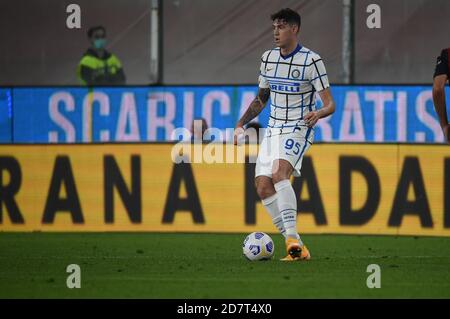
top-left (242, 232), bottom-right (274, 261)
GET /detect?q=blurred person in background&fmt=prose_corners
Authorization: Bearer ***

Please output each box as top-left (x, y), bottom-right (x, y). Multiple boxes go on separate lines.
top-left (433, 47), bottom-right (450, 143)
top-left (190, 118), bottom-right (210, 143)
top-left (244, 121), bottom-right (263, 144)
top-left (77, 25), bottom-right (126, 86)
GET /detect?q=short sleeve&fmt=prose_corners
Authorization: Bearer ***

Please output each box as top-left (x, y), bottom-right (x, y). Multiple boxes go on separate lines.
top-left (258, 53), bottom-right (270, 89)
top-left (308, 54), bottom-right (330, 92)
top-left (434, 49), bottom-right (449, 78)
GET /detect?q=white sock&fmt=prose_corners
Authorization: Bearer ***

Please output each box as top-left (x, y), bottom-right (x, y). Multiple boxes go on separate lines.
top-left (274, 179), bottom-right (303, 245)
top-left (261, 193), bottom-right (287, 239)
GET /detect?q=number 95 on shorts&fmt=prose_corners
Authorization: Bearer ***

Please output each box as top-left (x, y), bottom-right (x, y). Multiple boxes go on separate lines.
top-left (255, 128), bottom-right (314, 178)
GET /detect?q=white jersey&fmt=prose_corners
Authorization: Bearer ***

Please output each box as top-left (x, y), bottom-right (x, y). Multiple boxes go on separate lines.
top-left (258, 44), bottom-right (329, 135)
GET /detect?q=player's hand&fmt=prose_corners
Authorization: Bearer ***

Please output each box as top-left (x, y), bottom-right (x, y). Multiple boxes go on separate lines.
top-left (234, 124), bottom-right (244, 145)
top-left (304, 111), bottom-right (319, 128)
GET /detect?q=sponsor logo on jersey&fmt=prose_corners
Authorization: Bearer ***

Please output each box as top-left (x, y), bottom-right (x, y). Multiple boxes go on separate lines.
top-left (270, 80), bottom-right (300, 92)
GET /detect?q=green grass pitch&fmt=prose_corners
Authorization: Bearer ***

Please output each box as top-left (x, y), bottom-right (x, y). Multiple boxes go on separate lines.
top-left (0, 233), bottom-right (449, 298)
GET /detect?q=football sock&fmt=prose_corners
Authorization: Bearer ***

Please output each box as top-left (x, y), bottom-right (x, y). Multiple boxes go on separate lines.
top-left (274, 179), bottom-right (303, 245)
top-left (261, 193), bottom-right (287, 239)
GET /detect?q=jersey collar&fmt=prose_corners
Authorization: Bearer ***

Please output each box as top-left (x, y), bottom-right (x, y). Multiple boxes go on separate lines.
top-left (280, 43), bottom-right (302, 60)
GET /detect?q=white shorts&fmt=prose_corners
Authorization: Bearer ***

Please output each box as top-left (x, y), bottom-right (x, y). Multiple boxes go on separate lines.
top-left (255, 126), bottom-right (314, 178)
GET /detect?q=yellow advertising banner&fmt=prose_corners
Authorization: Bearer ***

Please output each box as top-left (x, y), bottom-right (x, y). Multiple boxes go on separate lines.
top-left (0, 143), bottom-right (449, 236)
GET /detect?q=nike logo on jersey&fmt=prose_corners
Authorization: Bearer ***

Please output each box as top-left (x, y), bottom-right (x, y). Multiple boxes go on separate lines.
top-left (266, 67), bottom-right (274, 72)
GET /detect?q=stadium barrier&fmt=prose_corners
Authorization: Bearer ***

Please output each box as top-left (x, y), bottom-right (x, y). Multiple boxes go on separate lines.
top-left (0, 143), bottom-right (449, 236)
top-left (0, 85), bottom-right (449, 143)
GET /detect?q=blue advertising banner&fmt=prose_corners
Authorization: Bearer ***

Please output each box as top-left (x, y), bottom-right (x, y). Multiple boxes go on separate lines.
top-left (0, 89), bottom-right (12, 142)
top-left (8, 85), bottom-right (450, 143)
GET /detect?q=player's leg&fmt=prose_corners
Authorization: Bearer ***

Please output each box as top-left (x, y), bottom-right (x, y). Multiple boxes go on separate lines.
top-left (254, 135), bottom-right (288, 239)
top-left (272, 157), bottom-right (311, 261)
top-left (272, 159), bottom-right (310, 261)
top-left (255, 176), bottom-right (287, 239)
top-left (272, 160), bottom-right (304, 259)
top-left (272, 159), bottom-right (298, 238)
top-left (271, 128), bottom-right (314, 260)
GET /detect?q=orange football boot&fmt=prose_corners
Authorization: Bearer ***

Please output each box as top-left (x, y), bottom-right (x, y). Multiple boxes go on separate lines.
top-left (280, 237), bottom-right (311, 261)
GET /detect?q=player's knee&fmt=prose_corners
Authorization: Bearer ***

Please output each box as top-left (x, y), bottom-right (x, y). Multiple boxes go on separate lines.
top-left (255, 180), bottom-right (275, 200)
top-left (272, 160), bottom-right (293, 184)
top-left (256, 185), bottom-right (273, 200)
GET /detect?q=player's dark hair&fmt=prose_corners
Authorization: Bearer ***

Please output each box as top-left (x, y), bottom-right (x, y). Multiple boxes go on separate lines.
top-left (271, 8), bottom-right (301, 30)
top-left (87, 25), bottom-right (106, 38)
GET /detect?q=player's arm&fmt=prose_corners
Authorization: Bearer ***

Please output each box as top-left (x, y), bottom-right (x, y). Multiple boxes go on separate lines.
top-left (304, 88), bottom-right (335, 128)
top-left (432, 49), bottom-right (450, 142)
top-left (234, 87), bottom-right (270, 144)
top-left (304, 56), bottom-right (335, 127)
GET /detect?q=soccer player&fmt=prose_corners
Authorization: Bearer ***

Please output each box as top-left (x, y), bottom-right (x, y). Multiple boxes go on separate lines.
top-left (432, 48), bottom-right (450, 143)
top-left (234, 8), bottom-right (335, 261)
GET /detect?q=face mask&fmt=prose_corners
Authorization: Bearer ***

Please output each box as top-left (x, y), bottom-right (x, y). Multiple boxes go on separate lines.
top-left (93, 38), bottom-right (106, 49)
